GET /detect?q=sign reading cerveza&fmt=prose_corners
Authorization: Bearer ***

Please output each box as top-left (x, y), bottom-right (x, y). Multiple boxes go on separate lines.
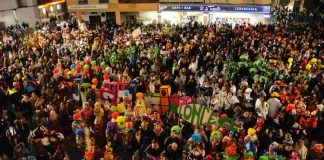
top-left (170, 104), bottom-right (240, 132)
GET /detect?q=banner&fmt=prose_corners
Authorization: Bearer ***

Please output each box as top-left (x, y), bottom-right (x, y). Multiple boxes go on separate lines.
top-left (170, 104), bottom-right (218, 125)
top-left (159, 4), bottom-right (271, 13)
top-left (170, 104), bottom-right (240, 132)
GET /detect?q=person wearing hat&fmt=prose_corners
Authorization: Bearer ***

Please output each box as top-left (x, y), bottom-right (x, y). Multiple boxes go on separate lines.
top-left (262, 142), bottom-right (278, 160)
top-left (267, 92), bottom-right (282, 119)
top-left (164, 125), bottom-right (183, 150)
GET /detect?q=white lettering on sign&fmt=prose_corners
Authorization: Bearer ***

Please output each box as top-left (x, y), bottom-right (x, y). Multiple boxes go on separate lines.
top-left (234, 7), bottom-right (258, 11)
top-left (68, 4), bottom-right (108, 10)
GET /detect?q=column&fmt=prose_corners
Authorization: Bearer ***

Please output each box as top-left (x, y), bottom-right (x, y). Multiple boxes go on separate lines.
top-left (75, 11), bottom-right (83, 23)
top-left (115, 11), bottom-right (121, 25)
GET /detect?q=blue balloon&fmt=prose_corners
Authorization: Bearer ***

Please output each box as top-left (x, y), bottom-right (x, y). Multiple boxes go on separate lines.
top-left (123, 90), bottom-right (130, 97)
top-left (191, 133), bottom-right (202, 142)
top-left (70, 64), bottom-right (76, 70)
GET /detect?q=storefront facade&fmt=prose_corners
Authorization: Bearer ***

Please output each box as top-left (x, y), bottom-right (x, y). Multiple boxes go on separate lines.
top-left (65, 0), bottom-right (272, 25)
top-left (38, 0), bottom-right (67, 22)
top-left (159, 4), bottom-right (272, 25)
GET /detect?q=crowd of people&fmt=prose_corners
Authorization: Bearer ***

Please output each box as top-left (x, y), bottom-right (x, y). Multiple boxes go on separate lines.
top-left (0, 6), bottom-right (323, 160)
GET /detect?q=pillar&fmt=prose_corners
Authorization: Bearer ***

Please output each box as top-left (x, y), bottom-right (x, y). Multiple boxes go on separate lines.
top-left (75, 11), bottom-right (83, 23)
top-left (115, 11), bottom-right (121, 25)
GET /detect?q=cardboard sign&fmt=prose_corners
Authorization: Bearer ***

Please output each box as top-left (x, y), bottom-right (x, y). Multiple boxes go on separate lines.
top-left (170, 104), bottom-right (218, 125)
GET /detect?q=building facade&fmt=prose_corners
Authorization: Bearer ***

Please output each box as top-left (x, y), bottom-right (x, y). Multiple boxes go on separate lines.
top-left (0, 0), bottom-right (40, 28)
top-left (66, 0), bottom-right (273, 25)
top-left (37, 0), bottom-right (67, 22)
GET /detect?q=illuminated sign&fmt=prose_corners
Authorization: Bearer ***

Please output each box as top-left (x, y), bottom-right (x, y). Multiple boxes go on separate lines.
top-left (159, 4), bottom-right (271, 13)
top-left (68, 4), bottom-right (108, 10)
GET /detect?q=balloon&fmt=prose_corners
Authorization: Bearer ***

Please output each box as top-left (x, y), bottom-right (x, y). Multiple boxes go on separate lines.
top-left (53, 68), bottom-right (59, 74)
top-left (84, 152), bottom-right (94, 159)
top-left (64, 69), bottom-right (70, 73)
top-left (220, 114), bottom-right (228, 118)
top-left (106, 121), bottom-right (115, 131)
top-left (248, 128), bottom-right (256, 136)
top-left (111, 112), bottom-right (119, 119)
top-left (211, 130), bottom-right (222, 141)
top-left (310, 58), bottom-right (317, 63)
top-left (111, 106), bottom-right (117, 112)
top-left (92, 78), bottom-right (98, 85)
top-left (288, 58), bottom-right (293, 64)
top-left (95, 66), bottom-right (100, 71)
top-left (75, 66), bottom-right (81, 71)
top-left (123, 90), bottom-right (130, 97)
top-left (191, 133), bottom-right (202, 142)
top-left (100, 62), bottom-right (105, 66)
top-left (73, 114), bottom-right (80, 120)
top-left (126, 122), bottom-right (132, 130)
top-left (91, 60), bottom-right (96, 66)
top-left (57, 62), bottom-right (62, 68)
top-left (83, 65), bottom-right (90, 70)
top-left (306, 63), bottom-right (312, 70)
top-left (135, 92), bottom-right (144, 100)
top-left (85, 58), bottom-right (91, 64)
top-left (116, 116), bottom-right (125, 123)
top-left (70, 64), bottom-right (76, 70)
top-left (82, 70), bottom-right (89, 75)
top-left (103, 74), bottom-right (109, 80)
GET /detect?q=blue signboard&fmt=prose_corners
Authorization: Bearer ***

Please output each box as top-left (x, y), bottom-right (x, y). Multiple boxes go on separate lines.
top-left (159, 4), bottom-right (271, 13)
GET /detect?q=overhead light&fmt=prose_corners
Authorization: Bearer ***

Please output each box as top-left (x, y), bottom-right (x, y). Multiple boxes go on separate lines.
top-left (43, 8), bottom-right (46, 14)
top-left (50, 6), bottom-right (54, 12)
top-left (57, 4), bottom-right (61, 10)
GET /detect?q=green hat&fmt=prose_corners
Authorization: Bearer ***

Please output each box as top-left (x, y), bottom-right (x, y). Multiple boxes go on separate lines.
top-left (83, 65), bottom-right (90, 70)
top-left (171, 125), bottom-right (181, 133)
top-left (91, 60), bottom-right (96, 66)
top-left (275, 155), bottom-right (283, 160)
top-left (244, 151), bottom-right (254, 157)
top-left (259, 156), bottom-right (269, 160)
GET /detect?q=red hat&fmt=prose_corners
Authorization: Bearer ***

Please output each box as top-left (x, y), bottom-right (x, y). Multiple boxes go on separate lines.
top-left (103, 74), bottom-right (109, 80)
top-left (53, 68), bottom-right (59, 74)
top-left (75, 65), bottom-right (81, 71)
top-left (111, 112), bottom-right (119, 119)
top-left (92, 78), bottom-right (98, 85)
top-left (43, 131), bottom-right (49, 137)
top-left (84, 151), bottom-right (94, 158)
top-left (220, 114), bottom-right (228, 118)
top-left (73, 114), bottom-right (81, 120)
top-left (205, 154), bottom-right (213, 159)
top-left (83, 70), bottom-right (89, 75)
top-left (50, 130), bottom-right (57, 136)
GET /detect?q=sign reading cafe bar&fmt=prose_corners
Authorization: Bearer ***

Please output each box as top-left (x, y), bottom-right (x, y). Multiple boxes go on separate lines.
top-left (159, 4), bottom-right (271, 13)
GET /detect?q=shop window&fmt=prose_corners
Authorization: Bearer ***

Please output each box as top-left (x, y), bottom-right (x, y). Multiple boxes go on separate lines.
top-left (100, 0), bottom-right (109, 3)
top-left (79, 0), bottom-right (88, 4)
top-left (242, 0), bottom-right (255, 3)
